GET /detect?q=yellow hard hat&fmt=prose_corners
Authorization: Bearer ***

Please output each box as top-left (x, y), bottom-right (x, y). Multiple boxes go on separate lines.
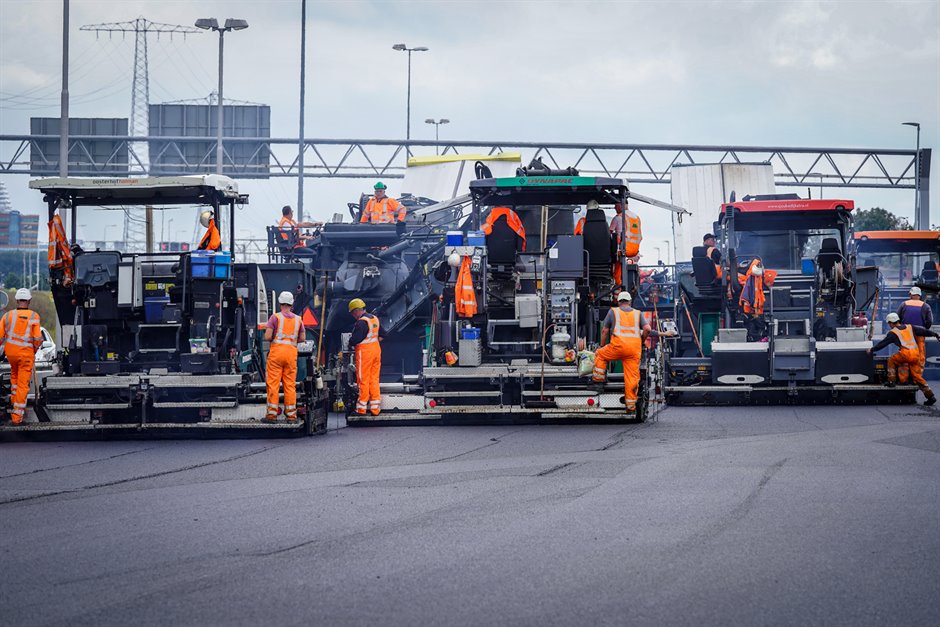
top-left (348, 298), bottom-right (366, 312)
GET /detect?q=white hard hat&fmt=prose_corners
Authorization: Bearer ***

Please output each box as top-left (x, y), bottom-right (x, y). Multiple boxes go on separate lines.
top-left (752, 264), bottom-right (764, 276)
top-left (447, 252), bottom-right (462, 268)
top-left (886, 312), bottom-right (900, 323)
top-left (199, 210), bottom-right (214, 228)
top-left (278, 291), bottom-right (294, 305)
top-left (910, 286), bottom-right (922, 296)
top-left (586, 200), bottom-right (600, 211)
top-left (15, 288), bottom-right (31, 301)
top-left (617, 291), bottom-right (632, 302)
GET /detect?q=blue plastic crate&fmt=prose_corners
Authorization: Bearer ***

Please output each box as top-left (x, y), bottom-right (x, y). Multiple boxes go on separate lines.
top-left (191, 250), bottom-right (231, 278)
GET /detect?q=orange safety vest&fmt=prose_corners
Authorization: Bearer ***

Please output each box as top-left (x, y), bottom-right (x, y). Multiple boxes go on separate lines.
top-left (610, 307), bottom-right (642, 349)
top-left (198, 219), bottom-right (221, 251)
top-left (0, 309), bottom-right (41, 353)
top-left (481, 206), bottom-right (526, 251)
top-left (358, 313), bottom-right (381, 345)
top-left (456, 256), bottom-right (478, 317)
top-left (574, 217), bottom-right (585, 236)
top-left (891, 324), bottom-right (919, 354)
top-left (361, 197), bottom-right (405, 223)
top-left (47, 212), bottom-right (74, 286)
top-left (272, 312), bottom-right (301, 349)
top-left (620, 209), bottom-right (642, 258)
top-left (706, 246), bottom-right (723, 279)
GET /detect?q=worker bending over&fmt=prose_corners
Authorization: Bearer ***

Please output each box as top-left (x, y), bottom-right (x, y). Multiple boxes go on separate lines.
top-left (264, 291), bottom-right (305, 422)
top-left (590, 291), bottom-right (651, 413)
top-left (361, 182), bottom-right (406, 227)
top-left (897, 286), bottom-right (933, 367)
top-left (197, 210), bottom-right (221, 251)
top-left (869, 312), bottom-right (938, 406)
top-left (0, 289), bottom-right (42, 425)
top-left (348, 298), bottom-right (385, 416)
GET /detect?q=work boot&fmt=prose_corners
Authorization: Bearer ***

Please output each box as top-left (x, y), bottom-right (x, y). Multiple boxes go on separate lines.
top-left (589, 380), bottom-right (607, 393)
top-left (925, 396), bottom-right (937, 407)
top-left (261, 414), bottom-right (278, 424)
top-left (886, 380), bottom-right (896, 388)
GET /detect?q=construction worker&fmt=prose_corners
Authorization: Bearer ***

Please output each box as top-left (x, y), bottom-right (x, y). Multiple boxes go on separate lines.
top-left (0, 289), bottom-right (43, 425)
top-left (348, 298), bottom-right (384, 416)
top-left (590, 291), bottom-right (651, 413)
top-left (263, 291), bottom-right (304, 422)
top-left (360, 182), bottom-right (406, 225)
top-left (613, 202), bottom-right (641, 286)
top-left (278, 205), bottom-right (322, 244)
top-left (897, 286), bottom-right (933, 366)
top-left (197, 210), bottom-right (221, 251)
top-left (868, 312), bottom-right (938, 406)
top-left (703, 233), bottom-right (722, 279)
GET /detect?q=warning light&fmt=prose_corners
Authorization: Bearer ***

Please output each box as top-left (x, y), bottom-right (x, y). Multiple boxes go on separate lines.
top-left (428, 399), bottom-right (437, 408)
top-left (587, 398), bottom-right (595, 406)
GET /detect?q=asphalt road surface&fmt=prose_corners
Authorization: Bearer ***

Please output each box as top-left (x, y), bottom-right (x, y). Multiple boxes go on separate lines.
top-left (2, 401), bottom-right (939, 626)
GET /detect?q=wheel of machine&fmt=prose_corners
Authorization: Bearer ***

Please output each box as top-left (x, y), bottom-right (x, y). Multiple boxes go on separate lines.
top-left (635, 371), bottom-right (649, 423)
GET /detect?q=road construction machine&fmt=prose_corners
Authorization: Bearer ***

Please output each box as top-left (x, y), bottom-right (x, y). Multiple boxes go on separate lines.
top-left (853, 229), bottom-right (940, 378)
top-left (316, 161), bottom-right (687, 424)
top-left (0, 176), bottom-right (329, 435)
top-left (664, 195), bottom-right (918, 405)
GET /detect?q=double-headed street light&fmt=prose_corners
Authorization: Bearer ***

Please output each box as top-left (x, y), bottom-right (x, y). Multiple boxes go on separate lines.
top-left (392, 43), bottom-right (428, 147)
top-left (902, 122), bottom-right (922, 229)
top-left (425, 118), bottom-right (449, 154)
top-left (195, 18), bottom-right (249, 175)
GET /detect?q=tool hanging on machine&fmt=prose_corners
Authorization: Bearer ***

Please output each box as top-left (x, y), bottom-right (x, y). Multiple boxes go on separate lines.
top-left (680, 293), bottom-right (705, 358)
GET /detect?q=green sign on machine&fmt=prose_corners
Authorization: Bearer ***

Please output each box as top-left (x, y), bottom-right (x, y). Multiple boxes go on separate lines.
top-left (495, 176), bottom-right (599, 187)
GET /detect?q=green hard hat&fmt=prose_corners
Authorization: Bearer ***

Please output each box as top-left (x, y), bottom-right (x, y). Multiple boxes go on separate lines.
top-left (374, 181), bottom-right (387, 190)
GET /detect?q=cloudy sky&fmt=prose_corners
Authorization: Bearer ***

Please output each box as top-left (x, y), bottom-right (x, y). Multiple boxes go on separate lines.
top-left (1, 0), bottom-right (938, 251)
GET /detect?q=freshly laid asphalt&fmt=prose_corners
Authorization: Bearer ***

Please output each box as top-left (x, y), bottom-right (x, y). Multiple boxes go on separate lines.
top-left (1, 401), bottom-right (939, 626)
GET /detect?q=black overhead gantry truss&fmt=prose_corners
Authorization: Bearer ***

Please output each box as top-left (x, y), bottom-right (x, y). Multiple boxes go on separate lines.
top-left (0, 134), bottom-right (930, 205)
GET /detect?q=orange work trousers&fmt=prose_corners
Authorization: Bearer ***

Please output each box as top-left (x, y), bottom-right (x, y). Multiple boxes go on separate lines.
top-left (592, 338), bottom-right (642, 410)
top-left (355, 343), bottom-right (382, 415)
top-left (7, 347), bottom-right (34, 424)
top-left (888, 348), bottom-right (933, 397)
top-left (266, 345), bottom-right (298, 421)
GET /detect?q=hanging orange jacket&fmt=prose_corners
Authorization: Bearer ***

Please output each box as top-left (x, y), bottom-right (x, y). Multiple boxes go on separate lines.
top-left (360, 197), bottom-right (406, 223)
top-left (198, 218), bottom-right (221, 251)
top-left (455, 256), bottom-right (478, 317)
top-left (574, 217), bottom-right (585, 235)
top-left (738, 260), bottom-right (777, 314)
top-left (47, 212), bottom-right (74, 286)
top-left (481, 207), bottom-right (526, 251)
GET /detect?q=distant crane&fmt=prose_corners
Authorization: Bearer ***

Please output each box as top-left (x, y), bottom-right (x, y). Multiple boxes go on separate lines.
top-left (81, 17), bottom-right (201, 250)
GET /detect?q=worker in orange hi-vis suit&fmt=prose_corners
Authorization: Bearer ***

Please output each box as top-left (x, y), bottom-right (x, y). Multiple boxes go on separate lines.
top-left (590, 290), bottom-right (651, 413)
top-left (869, 312), bottom-right (938, 406)
top-left (348, 298), bottom-right (384, 416)
top-left (0, 288), bottom-right (43, 425)
top-left (360, 182), bottom-right (406, 225)
top-left (263, 291), bottom-right (305, 422)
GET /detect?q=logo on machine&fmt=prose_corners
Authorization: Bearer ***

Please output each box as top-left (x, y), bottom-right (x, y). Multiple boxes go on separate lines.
top-left (518, 177), bottom-right (574, 186)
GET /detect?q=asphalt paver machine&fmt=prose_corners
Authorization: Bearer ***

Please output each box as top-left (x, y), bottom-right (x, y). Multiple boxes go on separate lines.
top-left (664, 196), bottom-right (917, 405)
top-left (1, 176), bottom-right (328, 435)
top-left (335, 164), bottom-right (686, 424)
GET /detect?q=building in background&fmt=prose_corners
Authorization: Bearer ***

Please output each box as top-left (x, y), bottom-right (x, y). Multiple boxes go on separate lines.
top-left (0, 182), bottom-right (39, 248)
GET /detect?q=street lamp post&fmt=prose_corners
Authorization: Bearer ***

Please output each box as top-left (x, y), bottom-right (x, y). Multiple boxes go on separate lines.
top-left (392, 43), bottom-right (428, 149)
top-left (902, 122), bottom-right (922, 229)
top-left (424, 118), bottom-right (449, 154)
top-left (195, 18), bottom-right (249, 175)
